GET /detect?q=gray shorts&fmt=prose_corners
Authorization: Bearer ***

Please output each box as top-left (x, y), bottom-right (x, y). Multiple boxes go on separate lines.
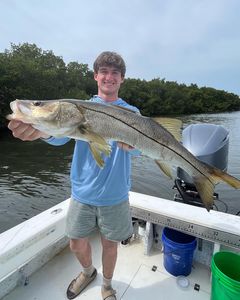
top-left (66, 198), bottom-right (133, 242)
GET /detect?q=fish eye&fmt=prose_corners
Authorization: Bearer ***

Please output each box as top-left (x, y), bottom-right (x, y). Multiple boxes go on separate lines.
top-left (33, 101), bottom-right (42, 107)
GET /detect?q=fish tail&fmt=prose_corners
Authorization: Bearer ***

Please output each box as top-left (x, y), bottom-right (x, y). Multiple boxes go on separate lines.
top-left (210, 167), bottom-right (240, 189)
top-left (193, 166), bottom-right (240, 212)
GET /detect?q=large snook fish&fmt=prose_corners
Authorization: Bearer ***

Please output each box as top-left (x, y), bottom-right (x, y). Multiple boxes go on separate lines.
top-left (7, 99), bottom-right (240, 211)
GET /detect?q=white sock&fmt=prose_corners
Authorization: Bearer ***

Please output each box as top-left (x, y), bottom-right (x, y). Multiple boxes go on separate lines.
top-left (83, 265), bottom-right (95, 277)
top-left (102, 275), bottom-right (112, 289)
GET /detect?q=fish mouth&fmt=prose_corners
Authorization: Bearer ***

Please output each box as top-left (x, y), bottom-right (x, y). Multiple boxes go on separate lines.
top-left (9, 100), bottom-right (18, 113)
top-left (16, 101), bottom-right (32, 116)
top-left (6, 101), bottom-right (20, 120)
top-left (7, 100), bottom-right (33, 123)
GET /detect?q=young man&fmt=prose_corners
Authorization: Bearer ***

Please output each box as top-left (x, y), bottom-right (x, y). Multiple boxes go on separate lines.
top-left (8, 51), bottom-right (140, 300)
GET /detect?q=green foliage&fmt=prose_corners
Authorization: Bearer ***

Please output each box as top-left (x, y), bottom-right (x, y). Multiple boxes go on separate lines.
top-left (1, 43), bottom-right (240, 128)
top-left (0, 43), bottom-right (96, 127)
top-left (120, 78), bottom-right (240, 116)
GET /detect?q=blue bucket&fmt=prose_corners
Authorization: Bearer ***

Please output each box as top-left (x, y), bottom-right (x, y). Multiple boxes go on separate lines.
top-left (162, 227), bottom-right (197, 276)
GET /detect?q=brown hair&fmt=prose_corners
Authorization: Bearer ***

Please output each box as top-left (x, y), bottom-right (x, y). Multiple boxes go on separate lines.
top-left (93, 51), bottom-right (126, 77)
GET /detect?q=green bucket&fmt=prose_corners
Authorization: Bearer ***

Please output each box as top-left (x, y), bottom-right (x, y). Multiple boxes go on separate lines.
top-left (211, 251), bottom-right (240, 300)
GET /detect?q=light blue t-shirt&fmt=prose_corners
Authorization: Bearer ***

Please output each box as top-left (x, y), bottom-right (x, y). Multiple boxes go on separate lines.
top-left (45, 96), bottom-right (140, 206)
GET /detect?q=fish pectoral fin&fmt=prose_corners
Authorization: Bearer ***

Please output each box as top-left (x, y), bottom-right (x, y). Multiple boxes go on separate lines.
top-left (77, 126), bottom-right (109, 147)
top-left (155, 160), bottom-right (172, 179)
top-left (88, 143), bottom-right (106, 168)
top-left (193, 176), bottom-right (214, 212)
top-left (89, 144), bottom-right (104, 168)
top-left (75, 126), bottom-right (111, 168)
top-left (91, 142), bottom-right (111, 157)
top-left (89, 141), bottom-right (111, 168)
top-left (153, 117), bottom-right (182, 141)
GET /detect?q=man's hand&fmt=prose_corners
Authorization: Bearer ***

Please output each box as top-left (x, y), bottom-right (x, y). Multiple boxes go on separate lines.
top-left (117, 142), bottom-right (135, 151)
top-left (8, 120), bottom-right (50, 141)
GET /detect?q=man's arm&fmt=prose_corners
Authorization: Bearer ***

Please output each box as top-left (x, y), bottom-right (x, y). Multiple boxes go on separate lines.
top-left (117, 142), bottom-right (141, 156)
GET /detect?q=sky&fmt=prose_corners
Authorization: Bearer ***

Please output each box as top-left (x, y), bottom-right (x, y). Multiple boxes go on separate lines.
top-left (0, 0), bottom-right (240, 95)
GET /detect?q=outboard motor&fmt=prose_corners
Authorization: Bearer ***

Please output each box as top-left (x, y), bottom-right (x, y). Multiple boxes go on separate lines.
top-left (174, 124), bottom-right (229, 208)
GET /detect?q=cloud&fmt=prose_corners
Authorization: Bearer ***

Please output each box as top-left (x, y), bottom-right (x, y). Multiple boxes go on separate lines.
top-left (0, 0), bottom-right (239, 94)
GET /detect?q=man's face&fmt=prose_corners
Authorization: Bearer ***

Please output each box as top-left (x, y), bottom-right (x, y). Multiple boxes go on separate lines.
top-left (94, 66), bottom-right (124, 98)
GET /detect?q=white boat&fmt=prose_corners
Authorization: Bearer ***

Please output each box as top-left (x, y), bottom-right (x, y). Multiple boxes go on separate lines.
top-left (0, 191), bottom-right (239, 300)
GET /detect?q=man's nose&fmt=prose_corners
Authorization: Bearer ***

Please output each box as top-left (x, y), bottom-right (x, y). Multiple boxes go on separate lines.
top-left (105, 72), bottom-right (113, 80)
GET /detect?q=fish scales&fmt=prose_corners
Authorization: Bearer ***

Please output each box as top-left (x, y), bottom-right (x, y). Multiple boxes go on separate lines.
top-left (7, 99), bottom-right (240, 211)
top-left (81, 102), bottom-right (206, 177)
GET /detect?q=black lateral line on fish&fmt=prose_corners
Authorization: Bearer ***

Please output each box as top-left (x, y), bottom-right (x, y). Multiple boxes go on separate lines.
top-left (76, 103), bottom-right (215, 186)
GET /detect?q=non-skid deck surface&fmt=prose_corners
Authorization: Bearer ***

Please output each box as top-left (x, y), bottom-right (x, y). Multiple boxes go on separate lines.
top-left (3, 235), bottom-right (211, 300)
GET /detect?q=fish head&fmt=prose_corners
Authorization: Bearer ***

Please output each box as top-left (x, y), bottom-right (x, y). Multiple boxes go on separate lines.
top-left (7, 99), bottom-right (85, 136)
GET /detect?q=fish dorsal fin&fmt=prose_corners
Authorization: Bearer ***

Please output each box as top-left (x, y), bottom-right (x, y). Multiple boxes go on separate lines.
top-left (153, 117), bottom-right (182, 141)
top-left (155, 160), bottom-right (172, 179)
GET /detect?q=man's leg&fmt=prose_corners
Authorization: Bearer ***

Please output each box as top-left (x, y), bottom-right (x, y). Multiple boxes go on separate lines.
top-left (98, 201), bottom-right (133, 299)
top-left (70, 238), bottom-right (93, 269)
top-left (67, 238), bottom-right (97, 300)
top-left (101, 236), bottom-right (118, 299)
top-left (101, 236), bottom-right (118, 279)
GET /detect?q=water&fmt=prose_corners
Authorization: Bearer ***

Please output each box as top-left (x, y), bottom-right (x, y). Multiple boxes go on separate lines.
top-left (1, 111), bottom-right (240, 233)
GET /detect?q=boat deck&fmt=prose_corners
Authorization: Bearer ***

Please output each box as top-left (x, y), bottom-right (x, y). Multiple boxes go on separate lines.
top-left (3, 233), bottom-right (211, 300)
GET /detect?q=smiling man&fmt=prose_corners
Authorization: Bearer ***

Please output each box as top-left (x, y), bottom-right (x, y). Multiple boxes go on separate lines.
top-left (64, 52), bottom-right (140, 300)
top-left (8, 51), bottom-right (140, 300)
top-left (94, 66), bottom-right (124, 101)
